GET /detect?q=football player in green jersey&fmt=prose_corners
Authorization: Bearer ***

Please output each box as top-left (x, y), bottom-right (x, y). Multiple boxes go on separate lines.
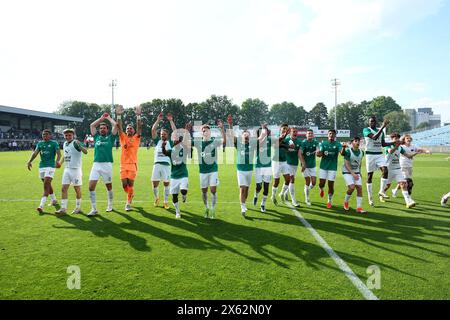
top-left (284, 127), bottom-right (302, 207)
top-left (341, 137), bottom-right (366, 213)
top-left (299, 129), bottom-right (319, 206)
top-left (271, 124), bottom-right (290, 205)
top-left (191, 119), bottom-right (226, 219)
top-left (151, 113), bottom-right (173, 209)
top-left (363, 116), bottom-right (394, 206)
top-left (87, 113), bottom-right (118, 216)
top-left (317, 129), bottom-right (343, 209)
top-left (161, 125), bottom-right (190, 219)
top-left (27, 129), bottom-right (62, 213)
top-left (253, 124), bottom-right (271, 213)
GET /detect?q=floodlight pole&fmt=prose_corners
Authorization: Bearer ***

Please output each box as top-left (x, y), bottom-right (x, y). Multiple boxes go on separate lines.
top-left (331, 78), bottom-right (341, 131)
top-left (109, 79), bottom-right (117, 117)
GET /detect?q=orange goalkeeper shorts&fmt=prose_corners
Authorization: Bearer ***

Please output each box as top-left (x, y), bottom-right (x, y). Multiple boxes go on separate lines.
top-left (120, 164), bottom-right (137, 180)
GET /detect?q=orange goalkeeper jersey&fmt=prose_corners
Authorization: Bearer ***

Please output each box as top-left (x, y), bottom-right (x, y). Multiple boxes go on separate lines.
top-left (120, 132), bottom-right (141, 165)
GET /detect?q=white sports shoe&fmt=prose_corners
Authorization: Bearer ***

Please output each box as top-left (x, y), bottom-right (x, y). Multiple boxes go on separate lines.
top-left (71, 208), bottom-right (81, 214)
top-left (379, 192), bottom-right (390, 199)
top-left (176, 213), bottom-right (181, 219)
top-left (305, 200), bottom-right (312, 206)
top-left (391, 189), bottom-right (398, 198)
top-left (55, 208), bottom-right (66, 215)
top-left (369, 200), bottom-right (374, 207)
top-left (291, 201), bottom-right (300, 207)
top-left (125, 203), bottom-right (132, 211)
top-left (87, 209), bottom-right (98, 217)
top-left (48, 200), bottom-right (58, 207)
top-left (441, 195), bottom-right (448, 207)
top-left (106, 205), bottom-right (113, 212)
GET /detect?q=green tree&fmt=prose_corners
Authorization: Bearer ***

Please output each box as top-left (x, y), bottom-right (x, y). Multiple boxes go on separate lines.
top-left (308, 102), bottom-right (329, 128)
top-left (329, 101), bottom-right (366, 137)
top-left (268, 102), bottom-right (308, 126)
top-left (383, 111), bottom-right (411, 134)
top-left (365, 96), bottom-right (402, 122)
top-left (199, 95), bottom-right (239, 125)
top-left (56, 100), bottom-right (103, 138)
top-left (240, 98), bottom-right (269, 127)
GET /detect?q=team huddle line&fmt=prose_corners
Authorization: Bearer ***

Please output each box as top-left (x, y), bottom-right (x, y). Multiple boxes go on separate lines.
top-left (27, 106), bottom-right (442, 219)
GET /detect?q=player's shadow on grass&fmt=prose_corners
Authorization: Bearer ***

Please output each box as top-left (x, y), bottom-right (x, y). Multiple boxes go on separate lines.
top-left (299, 205), bottom-right (449, 276)
top-left (52, 214), bottom-right (151, 252)
top-left (135, 206), bottom-right (380, 274)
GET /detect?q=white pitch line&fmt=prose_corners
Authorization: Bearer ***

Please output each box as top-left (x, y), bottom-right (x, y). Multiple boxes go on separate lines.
top-left (290, 205), bottom-right (379, 300)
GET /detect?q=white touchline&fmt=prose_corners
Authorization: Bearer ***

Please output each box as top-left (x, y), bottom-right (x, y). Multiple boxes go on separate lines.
top-left (290, 205), bottom-right (379, 300)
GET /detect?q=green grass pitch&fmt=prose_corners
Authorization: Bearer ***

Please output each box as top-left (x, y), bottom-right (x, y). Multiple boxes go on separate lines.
top-left (0, 148), bottom-right (449, 300)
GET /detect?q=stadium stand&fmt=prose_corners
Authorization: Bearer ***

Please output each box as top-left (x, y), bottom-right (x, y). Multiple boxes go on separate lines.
top-left (410, 124), bottom-right (450, 147)
top-left (0, 105), bottom-right (83, 151)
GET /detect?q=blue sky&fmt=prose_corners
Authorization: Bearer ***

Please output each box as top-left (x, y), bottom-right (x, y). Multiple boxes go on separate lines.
top-left (0, 0), bottom-right (449, 123)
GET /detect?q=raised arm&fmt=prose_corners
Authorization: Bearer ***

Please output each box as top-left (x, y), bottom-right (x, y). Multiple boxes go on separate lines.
top-left (115, 105), bottom-right (125, 134)
top-left (90, 114), bottom-right (107, 136)
top-left (257, 124), bottom-right (268, 143)
top-left (340, 142), bottom-right (348, 156)
top-left (135, 105), bottom-right (143, 137)
top-left (217, 119), bottom-right (226, 147)
top-left (368, 120), bottom-right (389, 141)
top-left (105, 114), bottom-right (118, 135)
top-left (167, 113), bottom-right (178, 141)
top-left (167, 113), bottom-right (177, 132)
top-left (152, 113), bottom-right (164, 139)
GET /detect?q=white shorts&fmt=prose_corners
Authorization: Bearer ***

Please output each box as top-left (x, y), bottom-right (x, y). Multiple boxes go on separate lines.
top-left (255, 167), bottom-right (272, 184)
top-left (302, 167), bottom-right (317, 178)
top-left (319, 169), bottom-right (337, 182)
top-left (343, 173), bottom-right (362, 187)
top-left (62, 168), bottom-right (83, 186)
top-left (287, 165), bottom-right (298, 177)
top-left (170, 177), bottom-right (188, 194)
top-left (89, 162), bottom-right (113, 183)
top-left (401, 167), bottom-right (413, 179)
top-left (272, 161), bottom-right (289, 179)
top-left (39, 167), bottom-right (56, 179)
top-left (237, 170), bottom-right (253, 187)
top-left (366, 154), bottom-right (387, 173)
top-left (152, 163), bottom-right (171, 183)
top-left (200, 172), bottom-right (219, 189)
top-left (388, 169), bottom-right (406, 184)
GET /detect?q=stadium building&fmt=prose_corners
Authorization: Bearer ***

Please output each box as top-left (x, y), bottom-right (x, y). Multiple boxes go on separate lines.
top-left (0, 105), bottom-right (83, 151)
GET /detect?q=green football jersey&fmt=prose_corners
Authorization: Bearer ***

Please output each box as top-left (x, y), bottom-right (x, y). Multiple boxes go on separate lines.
top-left (301, 139), bottom-right (319, 168)
top-left (236, 140), bottom-right (254, 172)
top-left (36, 140), bottom-right (59, 168)
top-left (166, 143), bottom-right (188, 179)
top-left (272, 134), bottom-right (287, 162)
top-left (193, 138), bottom-right (222, 174)
top-left (285, 137), bottom-right (302, 166)
top-left (319, 140), bottom-right (342, 171)
top-left (256, 136), bottom-right (272, 168)
top-left (93, 133), bottom-right (117, 163)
